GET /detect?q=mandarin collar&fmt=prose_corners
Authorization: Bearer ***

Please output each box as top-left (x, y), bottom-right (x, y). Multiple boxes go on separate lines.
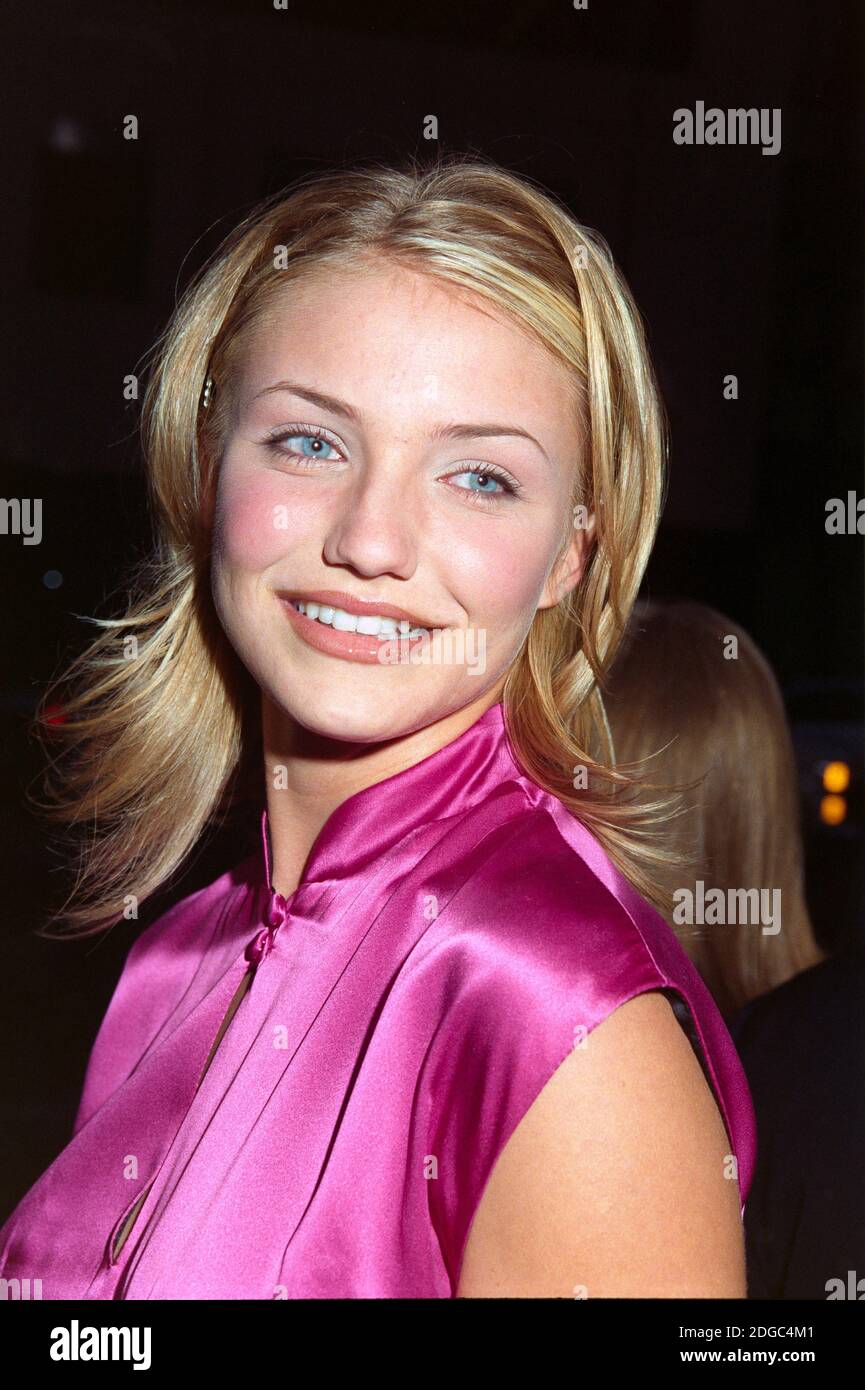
top-left (258, 700), bottom-right (516, 902)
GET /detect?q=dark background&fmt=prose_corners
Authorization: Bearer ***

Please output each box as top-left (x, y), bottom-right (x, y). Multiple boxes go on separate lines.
top-left (0, 0), bottom-right (862, 1219)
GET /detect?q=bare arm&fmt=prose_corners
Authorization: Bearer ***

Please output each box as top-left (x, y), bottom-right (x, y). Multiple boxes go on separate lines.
top-left (456, 990), bottom-right (746, 1298)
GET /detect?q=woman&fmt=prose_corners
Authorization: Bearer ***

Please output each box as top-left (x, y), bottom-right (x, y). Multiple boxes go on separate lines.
top-left (603, 599), bottom-right (840, 1298)
top-left (603, 599), bottom-right (825, 1019)
top-left (0, 155), bottom-right (755, 1299)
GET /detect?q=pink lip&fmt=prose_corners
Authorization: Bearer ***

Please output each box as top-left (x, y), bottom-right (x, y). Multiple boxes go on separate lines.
top-left (277, 588), bottom-right (436, 630)
top-left (279, 597), bottom-right (430, 666)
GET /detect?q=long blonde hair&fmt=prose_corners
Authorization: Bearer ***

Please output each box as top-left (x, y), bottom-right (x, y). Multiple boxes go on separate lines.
top-left (32, 151), bottom-right (678, 938)
top-left (604, 599), bottom-right (826, 1015)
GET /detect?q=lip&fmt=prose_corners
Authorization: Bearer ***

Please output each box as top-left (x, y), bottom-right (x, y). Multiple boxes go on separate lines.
top-left (278, 596), bottom-right (433, 666)
top-left (276, 589), bottom-right (437, 630)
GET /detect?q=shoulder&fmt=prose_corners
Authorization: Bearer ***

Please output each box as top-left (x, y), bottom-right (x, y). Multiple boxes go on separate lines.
top-left (426, 796), bottom-right (675, 1035)
top-left (427, 791), bottom-right (745, 1089)
top-left (457, 988), bottom-right (747, 1297)
top-left (72, 860), bottom-right (250, 1135)
top-left (121, 858), bottom-right (249, 970)
top-left (421, 800), bottom-right (668, 1136)
top-left (421, 794), bottom-right (750, 1292)
top-left (102, 857), bottom-right (255, 1044)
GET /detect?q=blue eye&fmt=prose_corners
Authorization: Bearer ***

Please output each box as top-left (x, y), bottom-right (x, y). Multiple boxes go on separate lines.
top-left (270, 430), bottom-right (341, 462)
top-left (264, 429), bottom-right (523, 503)
top-left (448, 468), bottom-right (519, 501)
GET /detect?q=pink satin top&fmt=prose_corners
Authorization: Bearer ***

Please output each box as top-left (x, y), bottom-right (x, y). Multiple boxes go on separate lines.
top-left (0, 700), bottom-right (756, 1298)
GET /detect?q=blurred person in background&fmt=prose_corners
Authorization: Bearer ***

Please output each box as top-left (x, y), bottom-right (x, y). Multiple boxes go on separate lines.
top-left (604, 598), bottom-right (824, 1019)
top-left (605, 598), bottom-right (864, 1299)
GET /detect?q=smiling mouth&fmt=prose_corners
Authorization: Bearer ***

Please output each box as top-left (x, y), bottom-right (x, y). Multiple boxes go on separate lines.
top-left (287, 597), bottom-right (432, 640)
top-left (278, 595), bottom-right (440, 667)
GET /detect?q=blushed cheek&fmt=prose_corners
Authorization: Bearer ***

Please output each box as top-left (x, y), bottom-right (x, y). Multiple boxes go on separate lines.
top-left (458, 528), bottom-right (556, 637)
top-left (213, 470), bottom-right (309, 573)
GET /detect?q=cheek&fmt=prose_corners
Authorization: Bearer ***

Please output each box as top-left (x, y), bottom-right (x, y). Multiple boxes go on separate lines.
top-left (448, 518), bottom-right (560, 630)
top-left (212, 466), bottom-right (309, 572)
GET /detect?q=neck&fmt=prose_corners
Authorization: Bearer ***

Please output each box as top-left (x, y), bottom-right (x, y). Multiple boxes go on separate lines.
top-left (261, 686), bottom-right (505, 897)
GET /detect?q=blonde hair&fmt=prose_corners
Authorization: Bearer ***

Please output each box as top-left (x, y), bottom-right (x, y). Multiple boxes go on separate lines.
top-left (32, 151), bottom-right (677, 938)
top-left (604, 599), bottom-right (826, 1015)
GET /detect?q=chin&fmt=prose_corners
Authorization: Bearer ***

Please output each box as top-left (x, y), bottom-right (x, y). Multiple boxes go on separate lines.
top-left (266, 680), bottom-right (459, 746)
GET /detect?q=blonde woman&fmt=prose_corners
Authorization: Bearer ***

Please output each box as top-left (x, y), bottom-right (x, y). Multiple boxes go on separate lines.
top-left (0, 156), bottom-right (755, 1299)
top-left (603, 599), bottom-right (825, 1020)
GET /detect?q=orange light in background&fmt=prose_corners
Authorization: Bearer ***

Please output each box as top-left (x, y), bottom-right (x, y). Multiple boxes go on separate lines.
top-left (822, 761), bottom-right (851, 794)
top-left (820, 794), bottom-right (847, 826)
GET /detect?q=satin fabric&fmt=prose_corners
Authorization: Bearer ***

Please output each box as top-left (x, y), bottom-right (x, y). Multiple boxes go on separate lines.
top-left (0, 700), bottom-right (756, 1298)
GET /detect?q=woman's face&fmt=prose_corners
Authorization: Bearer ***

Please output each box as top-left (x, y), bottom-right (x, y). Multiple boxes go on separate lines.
top-left (210, 256), bottom-right (591, 742)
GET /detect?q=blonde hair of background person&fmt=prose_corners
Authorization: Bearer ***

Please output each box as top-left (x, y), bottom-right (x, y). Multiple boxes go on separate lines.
top-left (29, 153), bottom-right (679, 938)
top-left (604, 598), bottom-right (826, 1018)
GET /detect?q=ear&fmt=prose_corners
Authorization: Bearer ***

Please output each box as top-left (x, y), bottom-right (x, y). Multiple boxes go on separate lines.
top-left (537, 509), bottom-right (596, 610)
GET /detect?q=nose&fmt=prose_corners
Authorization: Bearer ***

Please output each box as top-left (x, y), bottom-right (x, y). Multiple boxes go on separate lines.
top-left (322, 448), bottom-right (420, 579)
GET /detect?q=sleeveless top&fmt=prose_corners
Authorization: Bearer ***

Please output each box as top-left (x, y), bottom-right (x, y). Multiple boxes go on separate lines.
top-left (0, 700), bottom-right (757, 1298)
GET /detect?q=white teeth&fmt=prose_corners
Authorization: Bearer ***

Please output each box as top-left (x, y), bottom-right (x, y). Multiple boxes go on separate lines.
top-left (293, 600), bottom-right (429, 638)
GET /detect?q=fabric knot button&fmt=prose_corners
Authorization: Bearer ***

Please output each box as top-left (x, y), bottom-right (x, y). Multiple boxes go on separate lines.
top-left (245, 927), bottom-right (274, 967)
top-left (266, 892), bottom-right (289, 929)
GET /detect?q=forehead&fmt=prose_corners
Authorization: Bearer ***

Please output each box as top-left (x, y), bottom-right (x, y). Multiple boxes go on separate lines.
top-left (235, 258), bottom-right (582, 430)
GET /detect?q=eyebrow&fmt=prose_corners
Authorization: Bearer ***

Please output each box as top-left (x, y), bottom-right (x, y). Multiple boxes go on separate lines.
top-left (250, 380), bottom-right (550, 461)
